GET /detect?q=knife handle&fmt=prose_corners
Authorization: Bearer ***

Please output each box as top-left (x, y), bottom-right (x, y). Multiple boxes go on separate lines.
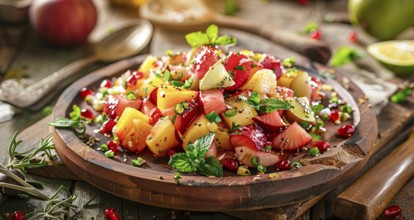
top-left (214, 15), bottom-right (332, 64)
top-left (334, 128), bottom-right (414, 219)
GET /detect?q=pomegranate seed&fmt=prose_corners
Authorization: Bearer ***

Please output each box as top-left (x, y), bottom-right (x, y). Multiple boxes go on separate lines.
top-left (166, 149), bottom-right (177, 157)
top-left (221, 158), bottom-right (239, 172)
top-left (312, 140), bottom-right (330, 153)
top-left (81, 108), bottom-right (94, 120)
top-left (384, 205), bottom-right (401, 219)
top-left (100, 119), bottom-right (116, 134)
top-left (337, 124), bottom-right (355, 139)
top-left (348, 31), bottom-right (358, 43)
top-left (107, 140), bottom-right (119, 154)
top-left (297, 0), bottom-right (309, 5)
top-left (127, 75), bottom-right (138, 88)
top-left (330, 109), bottom-right (341, 124)
top-left (309, 30), bottom-right (321, 40)
top-left (134, 71), bottom-right (144, 79)
top-left (104, 207), bottom-right (119, 220)
top-left (276, 159), bottom-right (291, 171)
top-left (12, 210), bottom-right (24, 220)
top-left (100, 79), bottom-right (112, 88)
top-left (80, 87), bottom-right (94, 100)
top-left (149, 108), bottom-right (162, 125)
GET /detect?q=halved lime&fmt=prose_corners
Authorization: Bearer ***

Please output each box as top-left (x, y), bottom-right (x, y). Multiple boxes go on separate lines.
top-left (367, 40), bottom-right (414, 76)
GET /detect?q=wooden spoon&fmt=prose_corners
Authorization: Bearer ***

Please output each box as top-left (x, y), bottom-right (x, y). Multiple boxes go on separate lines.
top-left (140, 0), bottom-right (331, 64)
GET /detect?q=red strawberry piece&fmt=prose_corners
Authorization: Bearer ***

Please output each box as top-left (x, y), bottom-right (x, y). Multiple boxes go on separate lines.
top-left (104, 95), bottom-right (142, 118)
top-left (230, 124), bottom-right (267, 151)
top-left (191, 46), bottom-right (219, 80)
top-left (253, 111), bottom-right (286, 132)
top-left (260, 55), bottom-right (283, 79)
top-left (104, 208), bottom-right (119, 220)
top-left (199, 89), bottom-right (226, 114)
top-left (225, 52), bottom-right (251, 90)
top-left (235, 146), bottom-right (281, 167)
top-left (173, 101), bottom-right (201, 134)
top-left (272, 122), bottom-right (312, 151)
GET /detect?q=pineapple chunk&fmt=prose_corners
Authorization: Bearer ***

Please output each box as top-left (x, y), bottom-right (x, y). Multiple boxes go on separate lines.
top-left (114, 107), bottom-right (149, 139)
top-left (215, 125), bottom-right (233, 151)
top-left (221, 97), bottom-right (258, 128)
top-left (182, 115), bottom-right (211, 149)
top-left (157, 85), bottom-right (198, 111)
top-left (138, 55), bottom-right (158, 78)
top-left (199, 60), bottom-right (235, 90)
top-left (146, 118), bottom-right (179, 157)
top-left (120, 118), bottom-right (152, 153)
top-left (240, 69), bottom-right (277, 96)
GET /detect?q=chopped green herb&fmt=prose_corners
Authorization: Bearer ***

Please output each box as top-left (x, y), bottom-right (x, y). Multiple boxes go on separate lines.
top-left (311, 104), bottom-right (324, 115)
top-left (309, 132), bottom-right (322, 140)
top-left (264, 145), bottom-right (272, 152)
top-left (224, 108), bottom-right (237, 117)
top-left (163, 70), bottom-right (171, 82)
top-left (304, 22), bottom-right (319, 34)
top-left (183, 78), bottom-right (193, 89)
top-left (231, 122), bottom-right (241, 131)
top-left (244, 91), bottom-right (293, 114)
top-left (309, 147), bottom-right (319, 156)
top-left (42, 106), bottom-right (53, 116)
top-left (105, 150), bottom-right (115, 158)
top-left (174, 172), bottom-right (181, 184)
top-left (391, 87), bottom-right (412, 104)
top-left (126, 92), bottom-right (136, 100)
top-left (251, 156), bottom-right (259, 167)
top-left (99, 144), bottom-right (108, 152)
top-left (291, 161), bottom-right (303, 169)
top-left (132, 157), bottom-right (146, 167)
top-left (282, 57), bottom-right (296, 68)
top-left (257, 164), bottom-right (267, 173)
top-left (171, 80), bottom-right (184, 87)
top-left (185, 24), bottom-right (237, 48)
top-left (69, 105), bottom-right (81, 121)
top-left (206, 111), bottom-right (222, 123)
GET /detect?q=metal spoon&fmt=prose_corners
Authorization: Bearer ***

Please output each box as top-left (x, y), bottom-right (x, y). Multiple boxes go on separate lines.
top-left (140, 0), bottom-right (331, 64)
top-left (0, 19), bottom-right (153, 109)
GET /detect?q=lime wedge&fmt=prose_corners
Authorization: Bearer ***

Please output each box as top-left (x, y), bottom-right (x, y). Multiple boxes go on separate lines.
top-left (367, 40), bottom-right (414, 76)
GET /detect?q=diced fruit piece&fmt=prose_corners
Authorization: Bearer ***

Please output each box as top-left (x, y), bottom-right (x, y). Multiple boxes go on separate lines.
top-left (220, 158), bottom-right (239, 172)
top-left (240, 69), bottom-right (277, 96)
top-left (311, 140), bottom-right (331, 153)
top-left (157, 86), bottom-right (198, 111)
top-left (146, 118), bottom-right (180, 157)
top-left (149, 108), bottom-right (162, 125)
top-left (277, 70), bottom-right (299, 88)
top-left (253, 111), bottom-right (286, 132)
top-left (272, 122), bottom-right (312, 150)
top-left (276, 86), bottom-right (294, 99)
top-left (337, 124), bottom-right (355, 138)
top-left (100, 79), bottom-right (112, 88)
top-left (191, 46), bottom-right (219, 79)
top-left (221, 97), bottom-right (258, 128)
top-left (224, 52), bottom-right (251, 90)
top-left (138, 55), bottom-right (158, 78)
top-left (276, 159), bottom-right (291, 171)
top-left (168, 52), bottom-right (187, 65)
top-left (199, 60), bottom-right (235, 90)
top-left (137, 75), bottom-right (164, 98)
top-left (114, 107), bottom-right (149, 141)
top-left (120, 118), bottom-right (152, 153)
top-left (81, 108), bottom-right (94, 120)
top-left (330, 109), bottom-right (341, 124)
top-left (215, 126), bottom-right (233, 151)
top-left (290, 71), bottom-right (312, 100)
top-left (182, 115), bottom-right (211, 148)
top-left (141, 98), bottom-right (156, 117)
top-left (100, 118), bottom-right (116, 134)
top-left (235, 146), bottom-right (282, 167)
top-left (230, 124), bottom-right (267, 151)
top-left (104, 95), bottom-right (143, 118)
top-left (173, 101), bottom-right (200, 134)
top-left (199, 89), bottom-right (226, 114)
top-left (260, 55), bottom-right (283, 79)
top-left (285, 97), bottom-right (315, 124)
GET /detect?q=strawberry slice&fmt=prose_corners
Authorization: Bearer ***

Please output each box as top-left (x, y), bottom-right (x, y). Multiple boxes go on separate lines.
top-left (260, 55), bottom-right (282, 79)
top-left (191, 46), bottom-right (219, 80)
top-left (173, 101), bottom-right (201, 134)
top-left (103, 95), bottom-right (142, 118)
top-left (253, 111), bottom-right (286, 132)
top-left (225, 52), bottom-right (251, 91)
top-left (235, 146), bottom-right (282, 167)
top-left (230, 124), bottom-right (267, 151)
top-left (199, 89), bottom-right (226, 114)
top-left (272, 122), bottom-right (312, 151)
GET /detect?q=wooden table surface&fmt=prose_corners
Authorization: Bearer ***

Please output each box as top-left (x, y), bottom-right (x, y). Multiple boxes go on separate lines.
top-left (1, 0), bottom-right (414, 219)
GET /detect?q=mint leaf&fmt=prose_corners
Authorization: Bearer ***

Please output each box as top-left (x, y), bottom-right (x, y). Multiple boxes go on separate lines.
top-left (48, 118), bottom-right (73, 128)
top-left (258, 99), bottom-right (293, 114)
top-left (330, 47), bottom-right (364, 67)
top-left (215, 35), bottom-right (237, 46)
top-left (198, 157), bottom-right (223, 177)
top-left (247, 91), bottom-right (261, 107)
top-left (193, 133), bottom-right (215, 159)
top-left (168, 153), bottom-right (197, 173)
top-left (185, 31), bottom-right (210, 48)
top-left (206, 24), bottom-right (218, 43)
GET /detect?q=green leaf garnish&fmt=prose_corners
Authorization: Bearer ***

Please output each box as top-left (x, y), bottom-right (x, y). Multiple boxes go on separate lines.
top-left (330, 47), bottom-right (364, 67)
top-left (185, 24), bottom-right (237, 48)
top-left (168, 133), bottom-right (222, 177)
top-left (243, 91), bottom-right (293, 114)
top-left (206, 111), bottom-right (222, 123)
top-left (69, 105), bottom-right (81, 121)
top-left (311, 104), bottom-right (324, 115)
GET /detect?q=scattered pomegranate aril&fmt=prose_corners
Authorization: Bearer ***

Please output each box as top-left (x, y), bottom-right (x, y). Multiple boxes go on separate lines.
top-left (100, 119), bottom-right (116, 134)
top-left (166, 149), bottom-right (177, 158)
top-left (80, 87), bottom-right (94, 99)
top-left (12, 210), bottom-right (25, 220)
top-left (127, 75), bottom-right (138, 88)
top-left (384, 205), bottom-right (401, 219)
top-left (309, 30), bottom-right (321, 40)
top-left (221, 158), bottom-right (239, 172)
top-left (100, 79), bottom-right (112, 88)
top-left (104, 207), bottom-right (119, 220)
top-left (337, 124), bottom-right (355, 139)
top-left (329, 109), bottom-right (341, 124)
top-left (311, 140), bottom-right (330, 153)
top-left (107, 140), bottom-right (119, 154)
top-left (81, 108), bottom-right (94, 120)
top-left (134, 71), bottom-right (144, 79)
top-left (149, 108), bottom-right (162, 125)
top-left (348, 31), bottom-right (358, 43)
top-left (276, 159), bottom-right (291, 171)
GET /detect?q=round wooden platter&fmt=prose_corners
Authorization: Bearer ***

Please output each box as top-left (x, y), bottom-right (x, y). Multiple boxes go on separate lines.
top-left (52, 39), bottom-right (377, 211)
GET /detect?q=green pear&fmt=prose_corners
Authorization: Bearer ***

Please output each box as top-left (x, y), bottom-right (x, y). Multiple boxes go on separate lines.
top-left (349, 0), bottom-right (414, 40)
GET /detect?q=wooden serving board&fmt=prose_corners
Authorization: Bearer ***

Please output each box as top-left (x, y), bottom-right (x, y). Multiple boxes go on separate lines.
top-left (50, 44), bottom-right (376, 211)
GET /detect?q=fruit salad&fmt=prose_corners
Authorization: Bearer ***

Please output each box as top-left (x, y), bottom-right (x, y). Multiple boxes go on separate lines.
top-left (72, 25), bottom-right (355, 177)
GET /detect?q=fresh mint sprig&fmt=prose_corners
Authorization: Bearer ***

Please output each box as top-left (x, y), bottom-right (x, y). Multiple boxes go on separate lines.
top-left (185, 24), bottom-right (237, 48)
top-left (168, 133), bottom-right (223, 177)
top-left (243, 91), bottom-right (293, 114)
